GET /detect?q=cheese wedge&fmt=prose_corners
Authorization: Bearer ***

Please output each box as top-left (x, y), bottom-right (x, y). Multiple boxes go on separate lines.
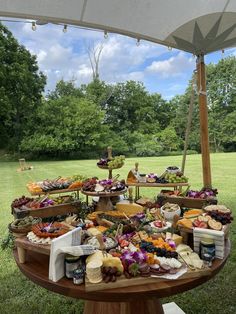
top-left (172, 234), bottom-right (183, 246)
top-left (165, 232), bottom-right (183, 246)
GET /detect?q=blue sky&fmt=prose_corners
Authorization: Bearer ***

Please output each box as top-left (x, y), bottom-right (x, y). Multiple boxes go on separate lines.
top-left (2, 19), bottom-right (236, 100)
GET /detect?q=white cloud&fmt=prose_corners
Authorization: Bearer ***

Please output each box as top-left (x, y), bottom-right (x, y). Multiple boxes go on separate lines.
top-left (1, 20), bottom-right (199, 98)
top-left (146, 52), bottom-right (195, 78)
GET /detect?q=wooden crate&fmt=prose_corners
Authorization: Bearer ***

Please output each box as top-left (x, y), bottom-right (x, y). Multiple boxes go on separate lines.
top-left (157, 192), bottom-right (217, 209)
top-left (193, 228), bottom-right (226, 259)
top-left (178, 224), bottom-right (230, 251)
top-left (12, 201), bottom-right (81, 219)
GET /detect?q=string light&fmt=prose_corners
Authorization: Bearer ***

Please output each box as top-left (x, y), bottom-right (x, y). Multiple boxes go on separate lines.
top-left (222, 49), bottom-right (225, 57)
top-left (31, 21), bottom-right (36, 31)
top-left (136, 38), bottom-right (141, 46)
top-left (63, 24), bottom-right (67, 33)
top-left (168, 46), bottom-right (172, 51)
top-left (104, 30), bottom-right (108, 39)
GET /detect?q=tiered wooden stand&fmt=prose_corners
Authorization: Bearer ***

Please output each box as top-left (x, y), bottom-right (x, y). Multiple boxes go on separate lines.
top-left (81, 189), bottom-right (127, 211)
top-left (12, 187), bottom-right (82, 219)
top-left (97, 146), bottom-right (123, 179)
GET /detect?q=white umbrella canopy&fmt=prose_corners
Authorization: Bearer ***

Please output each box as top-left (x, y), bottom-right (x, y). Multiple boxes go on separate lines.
top-left (1, 0), bottom-right (236, 187)
top-left (0, 0), bottom-right (236, 55)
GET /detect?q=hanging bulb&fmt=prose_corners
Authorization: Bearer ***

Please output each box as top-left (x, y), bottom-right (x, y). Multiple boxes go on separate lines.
top-left (104, 30), bottom-right (108, 39)
top-left (136, 38), bottom-right (141, 46)
top-left (168, 46), bottom-right (172, 51)
top-left (63, 25), bottom-right (67, 33)
top-left (222, 49), bottom-right (225, 57)
top-left (32, 22), bottom-right (36, 31)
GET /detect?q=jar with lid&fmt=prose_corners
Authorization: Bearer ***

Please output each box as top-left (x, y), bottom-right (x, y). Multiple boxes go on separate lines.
top-left (200, 238), bottom-right (215, 266)
top-left (139, 174), bottom-right (146, 183)
top-left (73, 268), bottom-right (85, 285)
top-left (65, 255), bottom-right (81, 279)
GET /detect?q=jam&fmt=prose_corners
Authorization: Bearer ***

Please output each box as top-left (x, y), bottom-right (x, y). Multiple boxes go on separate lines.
top-left (200, 238), bottom-right (215, 266)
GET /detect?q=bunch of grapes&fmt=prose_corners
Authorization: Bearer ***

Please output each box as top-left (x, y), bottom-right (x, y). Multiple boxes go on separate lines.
top-left (164, 172), bottom-right (188, 183)
top-left (208, 210), bottom-right (233, 225)
top-left (156, 178), bottom-right (168, 184)
top-left (97, 158), bottom-right (109, 166)
top-left (140, 241), bottom-right (178, 258)
top-left (101, 266), bottom-right (122, 283)
top-left (107, 155), bottom-right (125, 169)
top-left (11, 196), bottom-right (34, 209)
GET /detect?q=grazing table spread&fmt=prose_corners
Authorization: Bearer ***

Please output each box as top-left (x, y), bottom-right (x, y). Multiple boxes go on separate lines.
top-left (9, 154), bottom-right (232, 314)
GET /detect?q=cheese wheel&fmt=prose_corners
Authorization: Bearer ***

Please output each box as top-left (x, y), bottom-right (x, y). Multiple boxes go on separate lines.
top-left (116, 201), bottom-right (144, 216)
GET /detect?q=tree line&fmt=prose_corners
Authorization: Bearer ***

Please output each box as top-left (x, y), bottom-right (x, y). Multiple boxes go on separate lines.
top-left (0, 23), bottom-right (236, 159)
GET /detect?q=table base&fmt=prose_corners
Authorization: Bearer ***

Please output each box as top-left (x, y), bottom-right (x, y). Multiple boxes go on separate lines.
top-left (84, 298), bottom-right (164, 314)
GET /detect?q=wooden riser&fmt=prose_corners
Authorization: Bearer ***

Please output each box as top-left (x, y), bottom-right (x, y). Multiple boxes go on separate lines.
top-left (27, 187), bottom-right (81, 196)
top-left (158, 195), bottom-right (217, 209)
top-left (12, 201), bottom-right (81, 218)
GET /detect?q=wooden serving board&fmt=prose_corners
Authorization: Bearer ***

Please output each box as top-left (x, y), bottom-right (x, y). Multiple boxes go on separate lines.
top-left (127, 183), bottom-right (189, 188)
top-left (27, 187), bottom-right (81, 196)
top-left (81, 189), bottom-right (127, 197)
top-left (15, 236), bottom-right (51, 255)
top-left (12, 201), bottom-right (81, 219)
top-left (159, 194), bottom-right (217, 209)
top-left (85, 266), bottom-right (211, 292)
top-left (178, 224), bottom-right (230, 236)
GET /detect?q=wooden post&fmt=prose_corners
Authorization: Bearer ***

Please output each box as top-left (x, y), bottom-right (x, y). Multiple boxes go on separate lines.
top-left (196, 55), bottom-right (212, 187)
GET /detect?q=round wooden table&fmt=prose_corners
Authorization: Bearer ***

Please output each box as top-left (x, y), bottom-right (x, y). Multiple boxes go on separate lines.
top-left (14, 240), bottom-right (230, 314)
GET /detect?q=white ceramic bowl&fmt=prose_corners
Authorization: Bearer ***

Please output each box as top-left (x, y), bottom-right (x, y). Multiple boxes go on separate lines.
top-left (161, 205), bottom-right (181, 221)
top-left (166, 167), bottom-right (180, 174)
top-left (150, 221), bottom-right (171, 232)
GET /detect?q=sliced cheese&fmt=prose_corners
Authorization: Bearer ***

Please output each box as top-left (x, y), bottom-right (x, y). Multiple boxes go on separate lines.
top-left (176, 244), bottom-right (193, 254)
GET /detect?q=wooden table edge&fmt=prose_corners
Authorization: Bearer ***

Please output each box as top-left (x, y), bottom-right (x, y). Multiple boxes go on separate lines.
top-left (13, 239), bottom-right (230, 302)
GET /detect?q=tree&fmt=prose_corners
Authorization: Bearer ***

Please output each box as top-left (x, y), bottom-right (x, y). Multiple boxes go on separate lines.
top-left (0, 23), bottom-right (46, 149)
top-left (170, 80), bottom-right (201, 152)
top-left (20, 96), bottom-right (105, 158)
top-left (47, 80), bottom-right (84, 100)
top-left (219, 111), bottom-right (236, 151)
top-left (105, 81), bottom-right (162, 134)
top-left (157, 126), bottom-right (182, 152)
top-left (86, 43), bottom-right (104, 80)
top-left (206, 57), bottom-right (236, 152)
top-left (82, 79), bottom-right (113, 108)
top-left (132, 132), bottom-right (162, 156)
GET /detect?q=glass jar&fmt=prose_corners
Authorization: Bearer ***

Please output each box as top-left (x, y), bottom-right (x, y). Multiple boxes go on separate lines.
top-left (139, 174), bottom-right (146, 183)
top-left (200, 238), bottom-right (215, 266)
top-left (73, 268), bottom-right (84, 285)
top-left (65, 255), bottom-right (80, 279)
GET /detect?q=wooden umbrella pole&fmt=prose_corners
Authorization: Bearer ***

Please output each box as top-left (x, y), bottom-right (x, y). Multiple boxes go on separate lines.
top-left (196, 55), bottom-right (212, 188)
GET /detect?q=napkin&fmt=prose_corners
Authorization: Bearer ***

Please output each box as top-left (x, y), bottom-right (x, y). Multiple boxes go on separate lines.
top-left (49, 228), bottom-right (94, 282)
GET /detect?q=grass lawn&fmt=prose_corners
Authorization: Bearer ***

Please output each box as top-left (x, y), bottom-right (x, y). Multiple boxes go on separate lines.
top-left (0, 153), bottom-right (236, 314)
